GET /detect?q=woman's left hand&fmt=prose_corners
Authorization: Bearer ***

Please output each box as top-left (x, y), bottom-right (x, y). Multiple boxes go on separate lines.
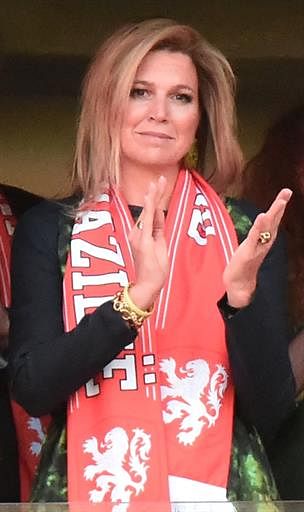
top-left (223, 188), bottom-right (293, 308)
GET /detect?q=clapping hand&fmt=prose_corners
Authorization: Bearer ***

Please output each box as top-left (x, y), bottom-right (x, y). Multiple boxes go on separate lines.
top-left (128, 176), bottom-right (169, 310)
top-left (223, 188), bottom-right (293, 308)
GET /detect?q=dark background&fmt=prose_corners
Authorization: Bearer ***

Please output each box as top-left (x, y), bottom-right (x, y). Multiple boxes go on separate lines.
top-left (0, 0), bottom-right (303, 196)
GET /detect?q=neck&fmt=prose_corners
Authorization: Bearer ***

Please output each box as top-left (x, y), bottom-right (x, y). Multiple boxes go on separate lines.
top-left (120, 163), bottom-right (180, 209)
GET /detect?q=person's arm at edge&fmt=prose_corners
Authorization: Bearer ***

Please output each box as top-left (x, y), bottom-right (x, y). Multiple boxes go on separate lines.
top-left (220, 198), bottom-right (296, 445)
top-left (8, 201), bottom-right (137, 417)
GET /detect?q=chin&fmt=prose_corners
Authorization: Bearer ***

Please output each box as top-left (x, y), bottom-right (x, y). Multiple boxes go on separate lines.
top-left (139, 151), bottom-right (182, 168)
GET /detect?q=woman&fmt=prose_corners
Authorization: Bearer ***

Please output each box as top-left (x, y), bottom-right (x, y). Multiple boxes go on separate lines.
top-left (242, 105), bottom-right (304, 500)
top-left (9, 19), bottom-right (294, 508)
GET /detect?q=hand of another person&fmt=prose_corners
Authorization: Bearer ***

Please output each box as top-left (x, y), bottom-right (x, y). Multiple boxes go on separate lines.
top-left (223, 188), bottom-right (293, 308)
top-left (128, 176), bottom-right (169, 310)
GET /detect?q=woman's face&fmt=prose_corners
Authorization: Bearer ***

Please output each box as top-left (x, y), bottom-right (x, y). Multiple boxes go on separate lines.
top-left (120, 50), bottom-right (200, 173)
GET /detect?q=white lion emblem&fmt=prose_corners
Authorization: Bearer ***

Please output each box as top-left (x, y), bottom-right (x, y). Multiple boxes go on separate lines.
top-left (27, 417), bottom-right (46, 456)
top-left (160, 358), bottom-right (228, 445)
top-left (83, 426), bottom-right (151, 511)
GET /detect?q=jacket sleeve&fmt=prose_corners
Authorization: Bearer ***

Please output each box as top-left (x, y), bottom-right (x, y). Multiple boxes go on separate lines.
top-left (220, 198), bottom-right (296, 444)
top-left (8, 201), bottom-right (137, 417)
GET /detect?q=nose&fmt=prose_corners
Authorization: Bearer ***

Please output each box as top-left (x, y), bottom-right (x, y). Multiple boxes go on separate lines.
top-left (148, 96), bottom-right (168, 123)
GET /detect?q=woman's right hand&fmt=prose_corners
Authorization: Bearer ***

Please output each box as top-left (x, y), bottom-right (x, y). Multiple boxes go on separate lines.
top-left (223, 187), bottom-right (292, 308)
top-left (128, 176), bottom-right (169, 310)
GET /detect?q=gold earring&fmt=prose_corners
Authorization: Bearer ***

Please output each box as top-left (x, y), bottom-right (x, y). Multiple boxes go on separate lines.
top-left (184, 140), bottom-right (198, 169)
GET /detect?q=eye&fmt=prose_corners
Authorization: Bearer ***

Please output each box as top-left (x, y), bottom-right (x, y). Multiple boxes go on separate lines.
top-left (130, 87), bottom-right (149, 99)
top-left (174, 93), bottom-right (193, 104)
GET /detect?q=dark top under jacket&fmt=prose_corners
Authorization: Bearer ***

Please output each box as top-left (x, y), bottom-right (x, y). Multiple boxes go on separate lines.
top-left (8, 198), bottom-right (295, 448)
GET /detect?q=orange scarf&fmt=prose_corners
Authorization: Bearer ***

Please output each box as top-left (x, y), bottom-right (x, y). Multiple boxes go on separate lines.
top-left (63, 170), bottom-right (238, 510)
top-left (0, 192), bottom-right (50, 501)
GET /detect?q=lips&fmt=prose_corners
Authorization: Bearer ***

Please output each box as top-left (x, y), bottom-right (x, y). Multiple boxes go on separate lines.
top-left (136, 131), bottom-right (174, 140)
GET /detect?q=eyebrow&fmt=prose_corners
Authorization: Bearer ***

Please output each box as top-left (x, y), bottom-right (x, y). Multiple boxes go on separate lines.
top-left (133, 80), bottom-right (195, 93)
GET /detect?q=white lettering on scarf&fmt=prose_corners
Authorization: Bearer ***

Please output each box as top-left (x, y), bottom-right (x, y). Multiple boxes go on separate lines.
top-left (71, 238), bottom-right (125, 267)
top-left (70, 207), bottom-right (157, 398)
top-left (72, 269), bottom-right (128, 290)
top-left (187, 193), bottom-right (216, 245)
top-left (85, 354), bottom-right (138, 397)
top-left (0, 201), bottom-right (14, 236)
top-left (71, 207), bottom-right (126, 323)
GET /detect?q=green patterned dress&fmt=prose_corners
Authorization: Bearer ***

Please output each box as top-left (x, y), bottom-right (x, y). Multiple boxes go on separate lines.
top-left (30, 199), bottom-right (280, 510)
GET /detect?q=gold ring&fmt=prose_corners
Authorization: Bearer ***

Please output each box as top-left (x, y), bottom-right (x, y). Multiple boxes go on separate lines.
top-left (258, 231), bottom-right (271, 244)
top-left (136, 219), bottom-right (144, 230)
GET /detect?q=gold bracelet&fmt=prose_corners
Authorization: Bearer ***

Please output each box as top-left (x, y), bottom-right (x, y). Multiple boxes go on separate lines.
top-left (113, 283), bottom-right (154, 329)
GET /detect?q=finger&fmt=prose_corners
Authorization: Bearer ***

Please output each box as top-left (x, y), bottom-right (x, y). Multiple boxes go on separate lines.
top-left (155, 175), bottom-right (167, 208)
top-left (264, 188), bottom-right (292, 226)
top-left (142, 175), bottom-right (167, 213)
top-left (131, 176), bottom-right (167, 240)
top-left (246, 188), bottom-right (292, 247)
top-left (275, 188), bottom-right (293, 202)
top-left (152, 208), bottom-right (166, 240)
top-left (129, 211), bottom-right (145, 243)
top-left (142, 181), bottom-right (158, 237)
top-left (250, 213), bottom-right (272, 240)
top-left (243, 213), bottom-right (275, 256)
top-left (257, 199), bottom-right (288, 246)
top-left (128, 219), bottom-right (141, 245)
top-left (245, 212), bottom-right (268, 246)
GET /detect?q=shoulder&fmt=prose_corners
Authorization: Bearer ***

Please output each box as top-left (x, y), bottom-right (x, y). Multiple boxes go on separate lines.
top-left (0, 184), bottom-right (42, 218)
top-left (13, 197), bottom-right (76, 251)
top-left (16, 198), bottom-right (64, 231)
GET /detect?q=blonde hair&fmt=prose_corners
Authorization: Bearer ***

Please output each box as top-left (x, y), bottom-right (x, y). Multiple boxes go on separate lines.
top-left (72, 18), bottom-right (243, 200)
